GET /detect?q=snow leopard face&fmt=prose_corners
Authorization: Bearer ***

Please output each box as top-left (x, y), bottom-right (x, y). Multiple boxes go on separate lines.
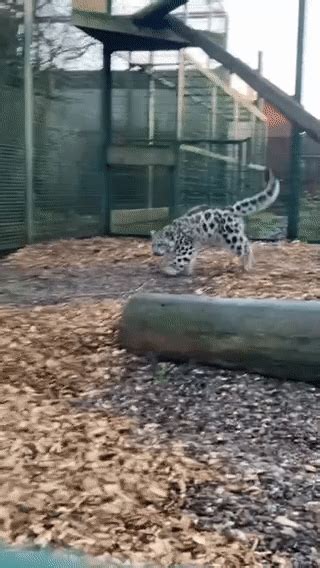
top-left (150, 227), bottom-right (176, 256)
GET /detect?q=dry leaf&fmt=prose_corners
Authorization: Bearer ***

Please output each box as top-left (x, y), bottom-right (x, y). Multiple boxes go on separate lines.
top-left (1, 237), bottom-right (316, 566)
top-left (192, 533), bottom-right (207, 546)
top-left (149, 537), bottom-right (173, 556)
top-left (275, 516), bottom-right (300, 529)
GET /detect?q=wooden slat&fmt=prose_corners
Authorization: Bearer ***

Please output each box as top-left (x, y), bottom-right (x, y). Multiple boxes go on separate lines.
top-left (72, 0), bottom-right (106, 13)
top-left (72, 12), bottom-right (189, 50)
top-left (107, 145), bottom-right (176, 166)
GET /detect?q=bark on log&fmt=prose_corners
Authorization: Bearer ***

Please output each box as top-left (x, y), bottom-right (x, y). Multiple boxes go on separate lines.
top-left (119, 293), bottom-right (320, 383)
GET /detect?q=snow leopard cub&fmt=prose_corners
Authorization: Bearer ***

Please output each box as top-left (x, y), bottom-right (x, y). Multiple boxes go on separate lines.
top-left (151, 168), bottom-right (280, 276)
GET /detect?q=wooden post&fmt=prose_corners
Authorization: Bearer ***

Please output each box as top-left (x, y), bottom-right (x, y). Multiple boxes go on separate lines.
top-left (120, 293), bottom-right (320, 384)
top-left (256, 50), bottom-right (264, 112)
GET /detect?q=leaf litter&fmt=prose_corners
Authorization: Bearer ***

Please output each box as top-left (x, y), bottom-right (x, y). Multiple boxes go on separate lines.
top-left (1, 237), bottom-right (320, 305)
top-left (0, 237), bottom-right (319, 566)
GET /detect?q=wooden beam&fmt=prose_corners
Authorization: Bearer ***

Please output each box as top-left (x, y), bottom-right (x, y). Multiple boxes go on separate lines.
top-left (107, 145), bottom-right (176, 167)
top-left (133, 0), bottom-right (187, 26)
top-left (120, 293), bottom-right (320, 384)
top-left (72, 11), bottom-right (189, 50)
top-left (166, 16), bottom-right (320, 143)
top-left (72, 0), bottom-right (106, 13)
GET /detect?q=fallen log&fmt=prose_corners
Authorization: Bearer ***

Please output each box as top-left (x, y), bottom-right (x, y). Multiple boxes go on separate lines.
top-left (119, 293), bottom-right (320, 384)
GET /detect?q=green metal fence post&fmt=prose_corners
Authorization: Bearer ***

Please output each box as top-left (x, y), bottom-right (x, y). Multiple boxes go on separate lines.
top-left (101, 45), bottom-right (112, 235)
top-left (287, 0), bottom-right (307, 240)
top-left (24, 0), bottom-right (34, 243)
top-left (171, 48), bottom-right (185, 218)
top-left (147, 53), bottom-right (155, 210)
top-left (101, 0), bottom-right (112, 235)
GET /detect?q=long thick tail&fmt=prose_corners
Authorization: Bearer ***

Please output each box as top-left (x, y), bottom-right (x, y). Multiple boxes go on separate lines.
top-left (228, 169), bottom-right (280, 217)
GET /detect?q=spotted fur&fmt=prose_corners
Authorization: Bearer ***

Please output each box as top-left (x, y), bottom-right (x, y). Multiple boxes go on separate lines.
top-left (151, 168), bottom-right (280, 276)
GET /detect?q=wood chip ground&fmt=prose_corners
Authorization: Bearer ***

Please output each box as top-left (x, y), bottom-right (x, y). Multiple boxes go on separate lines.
top-left (0, 237), bottom-right (319, 567)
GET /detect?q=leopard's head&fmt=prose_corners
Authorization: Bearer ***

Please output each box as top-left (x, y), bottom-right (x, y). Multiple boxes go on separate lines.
top-left (150, 226), bottom-right (176, 256)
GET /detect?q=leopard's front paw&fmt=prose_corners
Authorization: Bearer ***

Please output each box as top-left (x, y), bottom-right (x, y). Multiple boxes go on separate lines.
top-left (161, 265), bottom-right (179, 276)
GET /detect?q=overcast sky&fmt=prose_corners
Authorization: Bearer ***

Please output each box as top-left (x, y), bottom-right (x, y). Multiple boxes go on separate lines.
top-left (224, 0), bottom-right (320, 118)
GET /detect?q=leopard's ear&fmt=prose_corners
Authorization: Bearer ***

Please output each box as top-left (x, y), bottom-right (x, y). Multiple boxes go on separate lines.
top-left (150, 230), bottom-right (155, 238)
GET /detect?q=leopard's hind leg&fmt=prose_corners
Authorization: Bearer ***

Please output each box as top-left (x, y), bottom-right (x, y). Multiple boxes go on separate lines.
top-left (241, 241), bottom-right (255, 271)
top-left (220, 220), bottom-right (255, 271)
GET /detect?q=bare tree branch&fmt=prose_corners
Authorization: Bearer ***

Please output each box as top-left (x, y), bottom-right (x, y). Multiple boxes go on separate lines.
top-left (31, 0), bottom-right (100, 70)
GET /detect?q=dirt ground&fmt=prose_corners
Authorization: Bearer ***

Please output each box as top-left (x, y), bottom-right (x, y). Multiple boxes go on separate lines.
top-left (0, 237), bottom-right (319, 567)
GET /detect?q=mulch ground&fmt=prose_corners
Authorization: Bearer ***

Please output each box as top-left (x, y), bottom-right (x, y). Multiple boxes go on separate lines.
top-left (1, 237), bottom-right (320, 306)
top-left (0, 237), bottom-right (319, 567)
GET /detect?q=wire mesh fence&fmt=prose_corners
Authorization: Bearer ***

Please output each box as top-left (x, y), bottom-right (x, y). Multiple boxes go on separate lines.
top-left (0, 0), bottom-right (319, 250)
top-left (109, 47), bottom-right (269, 236)
top-left (0, 0), bottom-right (107, 250)
top-left (0, 67), bottom-right (26, 250)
